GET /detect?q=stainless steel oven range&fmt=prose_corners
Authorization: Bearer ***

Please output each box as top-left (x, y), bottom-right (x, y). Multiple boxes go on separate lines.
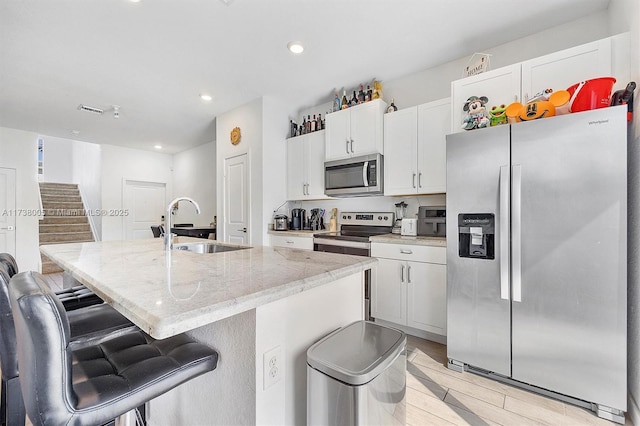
top-left (313, 212), bottom-right (394, 320)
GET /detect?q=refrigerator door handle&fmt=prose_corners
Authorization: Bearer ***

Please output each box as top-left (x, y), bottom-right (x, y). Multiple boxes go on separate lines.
top-left (499, 165), bottom-right (510, 300)
top-left (512, 164), bottom-right (522, 302)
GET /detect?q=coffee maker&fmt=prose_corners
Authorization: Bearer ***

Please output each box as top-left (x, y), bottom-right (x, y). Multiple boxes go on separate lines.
top-left (291, 208), bottom-right (306, 230)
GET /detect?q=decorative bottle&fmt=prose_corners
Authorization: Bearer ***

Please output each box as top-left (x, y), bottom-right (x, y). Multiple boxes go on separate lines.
top-left (341, 90), bottom-right (349, 110)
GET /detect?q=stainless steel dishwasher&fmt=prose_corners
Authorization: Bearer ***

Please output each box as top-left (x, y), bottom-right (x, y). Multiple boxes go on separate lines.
top-left (307, 320), bottom-right (406, 425)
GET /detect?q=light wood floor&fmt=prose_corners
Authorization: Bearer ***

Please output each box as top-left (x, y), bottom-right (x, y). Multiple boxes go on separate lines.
top-left (40, 273), bottom-right (632, 425)
top-left (405, 336), bottom-right (633, 426)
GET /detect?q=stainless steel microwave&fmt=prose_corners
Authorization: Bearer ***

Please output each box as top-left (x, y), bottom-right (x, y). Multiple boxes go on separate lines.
top-left (324, 153), bottom-right (383, 197)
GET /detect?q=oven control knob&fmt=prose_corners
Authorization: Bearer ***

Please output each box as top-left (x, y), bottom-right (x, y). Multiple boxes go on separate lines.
top-left (384, 216), bottom-right (388, 220)
top-left (342, 215), bottom-right (347, 219)
top-left (348, 215), bottom-right (352, 219)
top-left (378, 216), bottom-right (382, 220)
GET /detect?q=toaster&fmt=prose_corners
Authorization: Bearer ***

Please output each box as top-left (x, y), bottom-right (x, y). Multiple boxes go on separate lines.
top-left (400, 218), bottom-right (418, 236)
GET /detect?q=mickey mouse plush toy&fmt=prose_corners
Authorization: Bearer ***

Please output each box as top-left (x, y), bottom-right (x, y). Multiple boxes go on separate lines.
top-left (462, 95), bottom-right (490, 130)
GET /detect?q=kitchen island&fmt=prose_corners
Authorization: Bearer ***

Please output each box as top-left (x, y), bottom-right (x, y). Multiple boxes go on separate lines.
top-left (41, 237), bottom-right (375, 425)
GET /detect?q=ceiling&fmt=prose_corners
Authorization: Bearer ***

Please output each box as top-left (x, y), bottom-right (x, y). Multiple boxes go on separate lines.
top-left (0, 0), bottom-right (611, 154)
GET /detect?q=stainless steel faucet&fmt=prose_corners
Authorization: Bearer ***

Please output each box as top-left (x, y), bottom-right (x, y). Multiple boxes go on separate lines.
top-left (164, 197), bottom-right (201, 250)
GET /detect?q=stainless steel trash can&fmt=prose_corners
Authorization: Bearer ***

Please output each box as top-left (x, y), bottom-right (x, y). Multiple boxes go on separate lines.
top-left (307, 321), bottom-right (407, 426)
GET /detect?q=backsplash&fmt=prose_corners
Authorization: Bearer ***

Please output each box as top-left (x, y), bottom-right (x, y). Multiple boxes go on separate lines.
top-left (278, 194), bottom-right (446, 223)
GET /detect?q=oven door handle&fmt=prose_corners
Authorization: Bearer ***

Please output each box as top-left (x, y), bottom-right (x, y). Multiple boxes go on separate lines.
top-left (362, 161), bottom-right (369, 187)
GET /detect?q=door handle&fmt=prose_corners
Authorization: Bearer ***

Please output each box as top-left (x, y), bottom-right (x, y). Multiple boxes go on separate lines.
top-left (345, 140), bottom-right (350, 155)
top-left (362, 161), bottom-right (369, 187)
top-left (412, 173), bottom-right (416, 188)
top-left (418, 172), bottom-right (422, 188)
top-left (407, 265), bottom-right (412, 283)
top-left (238, 227), bottom-right (247, 233)
top-left (401, 264), bottom-right (405, 283)
top-left (400, 249), bottom-right (413, 254)
top-left (0, 226), bottom-right (14, 231)
top-left (350, 139), bottom-right (354, 153)
top-left (512, 164), bottom-right (522, 302)
top-left (499, 165), bottom-right (510, 301)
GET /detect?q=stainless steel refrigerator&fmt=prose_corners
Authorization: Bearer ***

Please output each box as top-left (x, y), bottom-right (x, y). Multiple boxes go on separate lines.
top-left (445, 105), bottom-right (627, 423)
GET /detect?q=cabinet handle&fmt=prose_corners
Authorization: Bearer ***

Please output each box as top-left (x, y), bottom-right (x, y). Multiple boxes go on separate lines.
top-left (400, 249), bottom-right (413, 254)
top-left (407, 265), bottom-right (412, 283)
top-left (286, 240), bottom-right (294, 244)
top-left (345, 140), bottom-right (350, 154)
top-left (412, 173), bottom-right (416, 188)
top-left (418, 172), bottom-right (422, 188)
top-left (350, 139), bottom-right (354, 153)
top-left (401, 264), bottom-right (405, 283)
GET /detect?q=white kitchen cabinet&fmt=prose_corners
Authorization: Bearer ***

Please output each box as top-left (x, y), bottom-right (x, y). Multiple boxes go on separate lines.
top-left (325, 99), bottom-right (386, 161)
top-left (371, 242), bottom-right (446, 336)
top-left (451, 37), bottom-right (613, 133)
top-left (384, 98), bottom-right (450, 195)
top-left (286, 130), bottom-right (327, 200)
top-left (269, 234), bottom-right (313, 250)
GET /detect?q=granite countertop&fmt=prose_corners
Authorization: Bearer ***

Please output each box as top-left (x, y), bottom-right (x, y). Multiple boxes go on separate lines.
top-left (40, 237), bottom-right (376, 339)
top-left (369, 233), bottom-right (447, 247)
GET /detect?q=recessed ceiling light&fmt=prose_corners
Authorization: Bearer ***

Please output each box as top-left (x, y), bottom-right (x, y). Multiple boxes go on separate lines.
top-left (200, 93), bottom-right (213, 101)
top-left (287, 41), bottom-right (304, 54)
top-left (154, 145), bottom-right (162, 150)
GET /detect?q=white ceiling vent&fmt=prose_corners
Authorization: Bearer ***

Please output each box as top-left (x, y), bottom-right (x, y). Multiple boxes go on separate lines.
top-left (77, 104), bottom-right (104, 115)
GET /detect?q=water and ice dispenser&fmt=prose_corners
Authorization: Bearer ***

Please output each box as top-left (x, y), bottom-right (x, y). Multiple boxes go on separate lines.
top-left (458, 214), bottom-right (495, 260)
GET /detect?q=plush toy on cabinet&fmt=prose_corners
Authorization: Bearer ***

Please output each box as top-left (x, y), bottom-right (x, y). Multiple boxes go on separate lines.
top-left (489, 104), bottom-right (507, 126)
top-left (462, 95), bottom-right (490, 130)
top-left (372, 80), bottom-right (383, 100)
top-left (505, 89), bottom-right (571, 123)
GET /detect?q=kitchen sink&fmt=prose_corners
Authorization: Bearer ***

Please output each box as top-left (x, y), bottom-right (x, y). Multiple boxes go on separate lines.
top-left (173, 242), bottom-right (250, 254)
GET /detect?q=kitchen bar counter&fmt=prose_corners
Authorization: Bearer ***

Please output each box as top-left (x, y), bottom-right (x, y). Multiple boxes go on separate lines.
top-left (369, 233), bottom-right (447, 247)
top-left (41, 237), bottom-right (371, 425)
top-left (40, 237), bottom-right (374, 339)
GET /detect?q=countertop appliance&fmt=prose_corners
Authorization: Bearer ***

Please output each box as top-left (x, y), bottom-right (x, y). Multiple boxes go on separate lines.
top-left (417, 206), bottom-right (446, 237)
top-left (400, 218), bottom-right (417, 236)
top-left (392, 201), bottom-right (407, 234)
top-left (324, 153), bottom-right (383, 197)
top-left (446, 106), bottom-right (627, 423)
top-left (313, 212), bottom-right (394, 320)
top-left (273, 214), bottom-right (288, 231)
top-left (291, 208), bottom-right (305, 230)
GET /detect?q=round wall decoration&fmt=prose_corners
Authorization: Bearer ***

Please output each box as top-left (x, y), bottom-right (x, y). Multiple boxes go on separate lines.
top-left (230, 127), bottom-right (241, 145)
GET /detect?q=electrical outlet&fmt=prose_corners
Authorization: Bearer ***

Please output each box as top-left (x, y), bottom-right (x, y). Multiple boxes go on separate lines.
top-left (263, 346), bottom-right (283, 390)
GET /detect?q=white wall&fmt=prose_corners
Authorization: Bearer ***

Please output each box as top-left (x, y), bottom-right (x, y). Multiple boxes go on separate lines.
top-left (216, 97), bottom-right (264, 245)
top-left (172, 141), bottom-right (216, 227)
top-left (71, 141), bottom-right (102, 239)
top-left (0, 127), bottom-right (42, 271)
top-left (42, 136), bottom-right (74, 183)
top-left (100, 144), bottom-right (173, 241)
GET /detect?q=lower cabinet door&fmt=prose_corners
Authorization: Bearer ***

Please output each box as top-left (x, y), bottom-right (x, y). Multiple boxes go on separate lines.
top-left (372, 258), bottom-right (407, 324)
top-left (407, 261), bottom-right (447, 335)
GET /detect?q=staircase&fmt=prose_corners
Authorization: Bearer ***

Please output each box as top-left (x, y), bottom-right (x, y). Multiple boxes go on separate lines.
top-left (39, 182), bottom-right (94, 274)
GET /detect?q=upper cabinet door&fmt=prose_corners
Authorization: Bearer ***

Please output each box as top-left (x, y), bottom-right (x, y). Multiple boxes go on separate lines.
top-left (325, 109), bottom-right (350, 161)
top-left (305, 131), bottom-right (328, 199)
top-left (417, 98), bottom-right (450, 194)
top-left (384, 106), bottom-right (418, 196)
top-left (451, 64), bottom-right (521, 134)
top-left (286, 136), bottom-right (306, 200)
top-left (349, 99), bottom-right (385, 157)
top-left (521, 38), bottom-right (612, 103)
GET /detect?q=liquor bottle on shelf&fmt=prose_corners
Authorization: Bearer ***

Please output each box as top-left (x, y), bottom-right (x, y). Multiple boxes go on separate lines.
top-left (306, 115), bottom-right (312, 133)
top-left (333, 92), bottom-right (341, 112)
top-left (316, 114), bottom-right (322, 131)
top-left (386, 98), bottom-right (398, 113)
top-left (358, 85), bottom-right (365, 103)
top-left (311, 115), bottom-right (316, 132)
top-left (341, 90), bottom-right (349, 110)
top-left (365, 85), bottom-right (372, 102)
top-left (301, 116), bottom-right (307, 135)
top-left (350, 91), bottom-right (358, 107)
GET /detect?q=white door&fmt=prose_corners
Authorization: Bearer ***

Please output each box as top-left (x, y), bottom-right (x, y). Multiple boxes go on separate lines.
top-left (286, 137), bottom-right (305, 200)
top-left (123, 180), bottom-right (166, 240)
top-left (305, 131), bottom-right (328, 199)
top-left (324, 108), bottom-right (350, 161)
top-left (0, 168), bottom-right (16, 255)
top-left (407, 261), bottom-right (447, 335)
top-left (371, 258), bottom-right (407, 324)
top-left (224, 153), bottom-right (248, 244)
top-left (383, 106), bottom-right (418, 195)
top-left (417, 98), bottom-right (450, 194)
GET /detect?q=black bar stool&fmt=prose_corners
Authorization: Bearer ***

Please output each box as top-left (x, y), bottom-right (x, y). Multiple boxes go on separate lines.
top-left (0, 268), bottom-right (134, 426)
top-left (0, 253), bottom-right (103, 311)
top-left (9, 271), bottom-right (219, 426)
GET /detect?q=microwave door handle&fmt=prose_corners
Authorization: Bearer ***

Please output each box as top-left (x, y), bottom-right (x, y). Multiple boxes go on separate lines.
top-left (362, 161), bottom-right (369, 187)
